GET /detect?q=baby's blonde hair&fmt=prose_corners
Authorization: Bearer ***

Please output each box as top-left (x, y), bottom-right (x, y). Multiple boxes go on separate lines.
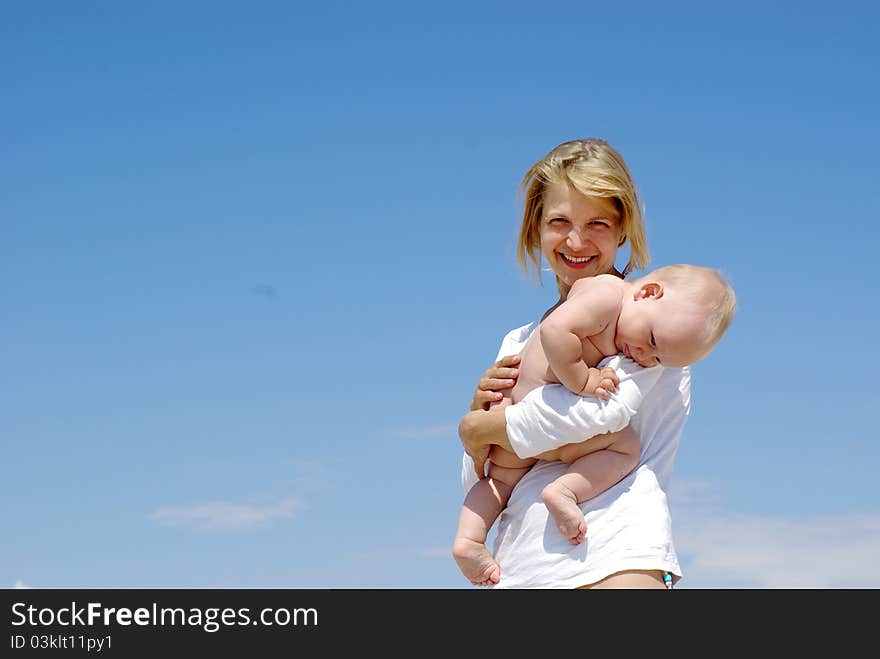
top-left (516, 138), bottom-right (649, 284)
top-left (641, 264), bottom-right (737, 351)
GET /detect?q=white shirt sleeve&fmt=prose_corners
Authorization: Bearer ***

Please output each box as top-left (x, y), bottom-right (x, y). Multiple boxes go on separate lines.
top-left (504, 355), bottom-right (665, 458)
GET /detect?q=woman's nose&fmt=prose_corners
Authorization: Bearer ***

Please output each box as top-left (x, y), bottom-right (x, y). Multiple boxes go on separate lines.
top-left (566, 227), bottom-right (590, 250)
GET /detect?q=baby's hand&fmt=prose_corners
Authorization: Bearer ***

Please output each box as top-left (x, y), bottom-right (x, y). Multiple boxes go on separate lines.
top-left (581, 366), bottom-right (619, 400)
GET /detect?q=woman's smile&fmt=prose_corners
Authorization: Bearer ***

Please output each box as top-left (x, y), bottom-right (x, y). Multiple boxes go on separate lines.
top-left (558, 253), bottom-right (596, 269)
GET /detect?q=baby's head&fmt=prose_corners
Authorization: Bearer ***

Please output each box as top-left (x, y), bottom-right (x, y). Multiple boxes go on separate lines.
top-left (616, 264), bottom-right (736, 368)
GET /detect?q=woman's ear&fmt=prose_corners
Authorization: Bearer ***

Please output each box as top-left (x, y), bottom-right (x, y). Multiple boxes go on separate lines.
top-left (618, 233), bottom-right (627, 247)
top-left (635, 281), bottom-right (664, 300)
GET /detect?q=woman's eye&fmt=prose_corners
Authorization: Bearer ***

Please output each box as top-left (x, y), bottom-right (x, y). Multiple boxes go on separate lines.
top-left (590, 221), bottom-right (610, 229)
top-left (548, 217), bottom-right (569, 225)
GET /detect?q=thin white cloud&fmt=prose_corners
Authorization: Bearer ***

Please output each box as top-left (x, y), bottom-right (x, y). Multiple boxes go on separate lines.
top-left (347, 546), bottom-right (451, 562)
top-left (14, 579), bottom-right (31, 589)
top-left (276, 461), bottom-right (332, 493)
top-left (293, 460), bottom-right (327, 474)
top-left (668, 478), bottom-right (718, 505)
top-left (674, 509), bottom-right (880, 588)
top-left (149, 497), bottom-right (304, 531)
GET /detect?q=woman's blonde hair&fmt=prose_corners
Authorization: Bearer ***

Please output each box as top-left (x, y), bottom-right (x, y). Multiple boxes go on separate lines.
top-left (516, 138), bottom-right (649, 284)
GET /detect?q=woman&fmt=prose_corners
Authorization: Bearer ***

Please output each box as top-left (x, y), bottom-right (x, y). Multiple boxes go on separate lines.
top-left (458, 138), bottom-right (689, 589)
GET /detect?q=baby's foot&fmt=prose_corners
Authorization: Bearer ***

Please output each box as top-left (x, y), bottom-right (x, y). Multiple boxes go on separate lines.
top-left (452, 538), bottom-right (501, 586)
top-left (542, 482), bottom-right (586, 544)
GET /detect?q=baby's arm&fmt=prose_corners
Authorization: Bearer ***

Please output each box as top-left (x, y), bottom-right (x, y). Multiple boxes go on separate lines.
top-left (539, 280), bottom-right (622, 397)
top-left (504, 355), bottom-right (665, 459)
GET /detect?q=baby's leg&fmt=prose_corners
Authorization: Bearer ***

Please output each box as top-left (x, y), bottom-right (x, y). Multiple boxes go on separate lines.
top-left (542, 433), bottom-right (640, 544)
top-left (453, 459), bottom-right (533, 586)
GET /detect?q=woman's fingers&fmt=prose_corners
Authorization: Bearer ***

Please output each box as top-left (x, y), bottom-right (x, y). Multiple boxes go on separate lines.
top-left (471, 389), bottom-right (503, 411)
top-left (495, 354), bottom-right (521, 368)
top-left (480, 365), bottom-right (519, 388)
top-left (473, 451), bottom-right (488, 480)
top-left (479, 376), bottom-right (516, 391)
top-left (469, 356), bottom-right (520, 411)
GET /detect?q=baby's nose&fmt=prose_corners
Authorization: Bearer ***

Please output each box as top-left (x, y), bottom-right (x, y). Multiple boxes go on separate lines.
top-left (633, 345), bottom-right (653, 365)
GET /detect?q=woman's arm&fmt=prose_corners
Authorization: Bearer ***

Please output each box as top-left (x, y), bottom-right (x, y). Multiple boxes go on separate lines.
top-left (459, 405), bottom-right (512, 481)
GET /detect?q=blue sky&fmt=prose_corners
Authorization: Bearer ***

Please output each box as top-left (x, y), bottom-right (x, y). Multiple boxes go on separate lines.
top-left (3, 1), bottom-right (879, 589)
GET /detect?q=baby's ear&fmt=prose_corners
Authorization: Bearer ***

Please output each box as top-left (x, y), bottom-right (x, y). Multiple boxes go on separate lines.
top-left (635, 281), bottom-right (664, 300)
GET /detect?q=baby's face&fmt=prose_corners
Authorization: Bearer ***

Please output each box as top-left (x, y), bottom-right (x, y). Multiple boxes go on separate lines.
top-left (615, 287), bottom-right (711, 368)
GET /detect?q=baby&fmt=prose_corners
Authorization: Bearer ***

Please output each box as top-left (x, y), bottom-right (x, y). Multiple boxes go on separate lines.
top-left (453, 264), bottom-right (736, 586)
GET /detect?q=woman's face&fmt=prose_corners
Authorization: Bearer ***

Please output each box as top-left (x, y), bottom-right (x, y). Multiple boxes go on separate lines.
top-left (539, 181), bottom-right (624, 290)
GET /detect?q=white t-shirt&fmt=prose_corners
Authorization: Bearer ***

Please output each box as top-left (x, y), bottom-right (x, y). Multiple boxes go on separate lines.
top-left (460, 321), bottom-right (689, 588)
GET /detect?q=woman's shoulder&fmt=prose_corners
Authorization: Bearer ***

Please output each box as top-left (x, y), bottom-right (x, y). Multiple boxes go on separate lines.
top-left (503, 320), bottom-right (539, 341)
top-left (642, 364), bottom-right (692, 414)
top-left (496, 320), bottom-right (539, 358)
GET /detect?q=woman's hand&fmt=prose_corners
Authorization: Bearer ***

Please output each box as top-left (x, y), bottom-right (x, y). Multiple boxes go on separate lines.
top-left (470, 354), bottom-right (521, 411)
top-left (459, 407), bottom-right (514, 479)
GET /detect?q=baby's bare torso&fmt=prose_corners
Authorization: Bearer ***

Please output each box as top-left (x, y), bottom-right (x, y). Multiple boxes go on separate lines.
top-left (510, 319), bottom-right (618, 404)
top-left (491, 318), bottom-right (620, 469)
top-left (490, 276), bottom-right (626, 468)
